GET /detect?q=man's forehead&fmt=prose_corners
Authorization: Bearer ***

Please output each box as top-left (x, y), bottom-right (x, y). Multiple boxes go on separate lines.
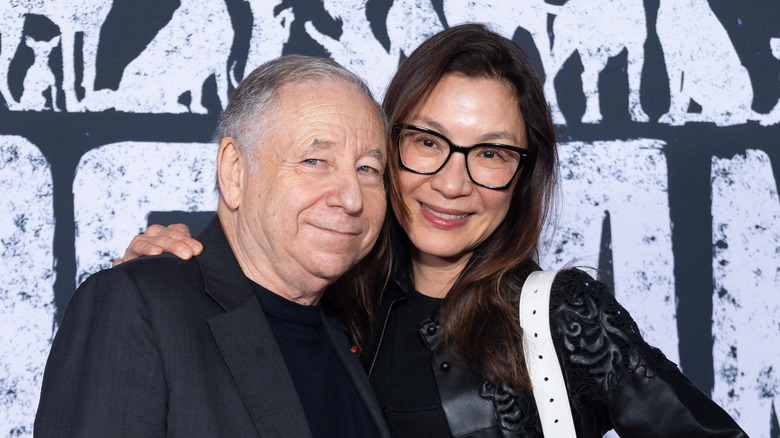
top-left (272, 80), bottom-right (385, 149)
top-left (299, 138), bottom-right (386, 161)
top-left (279, 77), bottom-right (357, 101)
top-left (280, 79), bottom-right (381, 116)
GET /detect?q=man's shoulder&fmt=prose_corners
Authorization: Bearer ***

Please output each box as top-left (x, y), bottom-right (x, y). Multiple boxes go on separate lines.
top-left (112, 254), bottom-right (206, 297)
top-left (77, 254), bottom-right (206, 307)
top-left (114, 253), bottom-right (201, 278)
top-left (65, 254), bottom-right (224, 338)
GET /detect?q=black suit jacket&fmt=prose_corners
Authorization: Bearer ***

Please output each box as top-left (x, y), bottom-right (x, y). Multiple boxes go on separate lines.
top-left (35, 217), bottom-right (390, 437)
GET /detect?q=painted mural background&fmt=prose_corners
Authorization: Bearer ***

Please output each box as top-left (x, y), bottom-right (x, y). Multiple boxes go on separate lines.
top-left (1, 0), bottom-right (778, 436)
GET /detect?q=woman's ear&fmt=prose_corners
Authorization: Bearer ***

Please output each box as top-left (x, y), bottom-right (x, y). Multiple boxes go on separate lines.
top-left (216, 137), bottom-right (244, 210)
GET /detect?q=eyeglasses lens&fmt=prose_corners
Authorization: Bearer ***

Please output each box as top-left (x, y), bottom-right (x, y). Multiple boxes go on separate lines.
top-left (397, 127), bottom-right (521, 188)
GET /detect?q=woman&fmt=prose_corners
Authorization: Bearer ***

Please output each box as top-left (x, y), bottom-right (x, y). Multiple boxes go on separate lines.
top-left (117, 24), bottom-right (746, 437)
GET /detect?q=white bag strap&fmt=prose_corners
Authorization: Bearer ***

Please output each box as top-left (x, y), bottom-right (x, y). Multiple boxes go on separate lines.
top-left (519, 270), bottom-right (576, 437)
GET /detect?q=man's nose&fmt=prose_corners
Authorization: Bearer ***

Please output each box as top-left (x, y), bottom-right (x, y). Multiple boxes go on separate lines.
top-left (326, 170), bottom-right (364, 214)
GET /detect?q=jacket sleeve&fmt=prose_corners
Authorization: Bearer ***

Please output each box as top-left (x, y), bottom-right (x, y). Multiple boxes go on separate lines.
top-left (549, 270), bottom-right (748, 437)
top-left (34, 268), bottom-right (167, 437)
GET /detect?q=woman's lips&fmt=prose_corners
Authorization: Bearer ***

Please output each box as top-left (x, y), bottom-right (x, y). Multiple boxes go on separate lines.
top-left (420, 203), bottom-right (471, 229)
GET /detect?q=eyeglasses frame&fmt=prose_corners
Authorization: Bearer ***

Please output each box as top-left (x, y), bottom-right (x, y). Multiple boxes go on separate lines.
top-left (393, 123), bottom-right (529, 190)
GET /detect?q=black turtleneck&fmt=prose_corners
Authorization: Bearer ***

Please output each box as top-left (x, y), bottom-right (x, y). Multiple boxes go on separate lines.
top-left (252, 282), bottom-right (377, 438)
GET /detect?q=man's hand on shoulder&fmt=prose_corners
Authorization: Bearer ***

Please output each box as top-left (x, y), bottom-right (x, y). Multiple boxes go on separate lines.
top-left (113, 223), bottom-right (203, 266)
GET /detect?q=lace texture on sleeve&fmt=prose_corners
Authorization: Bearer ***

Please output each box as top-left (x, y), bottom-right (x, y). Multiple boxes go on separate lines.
top-left (549, 270), bottom-right (662, 401)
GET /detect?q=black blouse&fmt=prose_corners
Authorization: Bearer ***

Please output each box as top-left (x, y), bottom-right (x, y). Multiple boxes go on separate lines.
top-left (369, 288), bottom-right (450, 437)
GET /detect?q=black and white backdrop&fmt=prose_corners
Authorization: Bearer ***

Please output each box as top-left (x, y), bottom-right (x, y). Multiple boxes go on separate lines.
top-left (0, 0), bottom-right (778, 436)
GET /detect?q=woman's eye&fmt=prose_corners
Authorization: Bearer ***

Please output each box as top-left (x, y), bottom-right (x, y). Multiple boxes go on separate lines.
top-left (414, 136), bottom-right (443, 151)
top-left (480, 149), bottom-right (504, 160)
top-left (303, 159), bottom-right (322, 165)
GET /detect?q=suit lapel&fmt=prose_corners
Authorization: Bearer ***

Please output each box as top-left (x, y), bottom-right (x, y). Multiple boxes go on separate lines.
top-left (208, 299), bottom-right (312, 438)
top-left (321, 300), bottom-right (392, 438)
top-left (194, 217), bottom-right (312, 438)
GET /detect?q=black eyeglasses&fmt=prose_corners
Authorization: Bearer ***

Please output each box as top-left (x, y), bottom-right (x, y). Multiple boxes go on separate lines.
top-left (393, 123), bottom-right (528, 190)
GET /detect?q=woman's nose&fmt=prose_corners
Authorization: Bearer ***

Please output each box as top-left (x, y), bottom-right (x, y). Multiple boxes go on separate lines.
top-left (429, 152), bottom-right (473, 198)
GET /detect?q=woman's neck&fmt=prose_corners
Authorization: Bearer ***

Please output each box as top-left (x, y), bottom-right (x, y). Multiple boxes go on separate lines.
top-left (410, 250), bottom-right (471, 298)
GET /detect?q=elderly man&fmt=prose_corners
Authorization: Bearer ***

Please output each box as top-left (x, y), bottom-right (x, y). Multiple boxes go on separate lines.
top-left (34, 56), bottom-right (390, 437)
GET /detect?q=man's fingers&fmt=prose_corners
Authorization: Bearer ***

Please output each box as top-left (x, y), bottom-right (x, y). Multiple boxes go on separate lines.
top-left (144, 223), bottom-right (170, 237)
top-left (123, 236), bottom-right (164, 261)
top-left (113, 223), bottom-right (202, 266)
top-left (163, 227), bottom-right (203, 256)
top-left (156, 236), bottom-right (196, 259)
top-left (131, 235), bottom-right (196, 259)
top-left (168, 223), bottom-right (192, 237)
top-left (187, 239), bottom-right (204, 256)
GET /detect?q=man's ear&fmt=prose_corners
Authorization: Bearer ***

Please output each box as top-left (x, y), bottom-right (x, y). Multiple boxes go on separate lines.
top-left (217, 137), bottom-right (244, 209)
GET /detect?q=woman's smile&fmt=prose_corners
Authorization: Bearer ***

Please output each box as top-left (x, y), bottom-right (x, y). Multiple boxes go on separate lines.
top-left (420, 202), bottom-right (471, 228)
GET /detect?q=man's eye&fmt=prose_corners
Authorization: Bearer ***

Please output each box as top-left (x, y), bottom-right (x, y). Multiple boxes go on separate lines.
top-left (358, 165), bottom-right (378, 173)
top-left (303, 159), bottom-right (322, 165)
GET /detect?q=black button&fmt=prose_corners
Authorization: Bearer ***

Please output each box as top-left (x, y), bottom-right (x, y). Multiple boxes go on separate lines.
top-left (426, 325), bottom-right (437, 336)
top-left (440, 361), bottom-right (451, 371)
top-left (382, 406), bottom-right (388, 418)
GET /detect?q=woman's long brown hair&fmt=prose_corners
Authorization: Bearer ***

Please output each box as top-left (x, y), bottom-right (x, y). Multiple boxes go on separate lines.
top-left (334, 23), bottom-right (558, 392)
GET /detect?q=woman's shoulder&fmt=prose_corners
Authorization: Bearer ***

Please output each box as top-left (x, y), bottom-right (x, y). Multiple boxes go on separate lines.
top-left (550, 268), bottom-right (604, 296)
top-left (547, 268), bottom-right (672, 400)
top-left (547, 269), bottom-right (626, 323)
top-left (549, 268), bottom-right (629, 320)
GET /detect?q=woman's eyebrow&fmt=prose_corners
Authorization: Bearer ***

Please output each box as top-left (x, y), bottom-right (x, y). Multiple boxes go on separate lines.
top-left (411, 117), bottom-right (523, 145)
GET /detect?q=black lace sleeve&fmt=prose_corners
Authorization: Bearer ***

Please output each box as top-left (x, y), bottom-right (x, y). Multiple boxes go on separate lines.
top-left (548, 270), bottom-right (748, 437)
top-left (548, 269), bottom-right (664, 401)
